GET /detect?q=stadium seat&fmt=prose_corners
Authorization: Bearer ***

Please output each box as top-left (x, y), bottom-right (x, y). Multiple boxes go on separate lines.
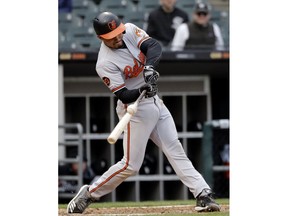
top-left (59, 40), bottom-right (73, 51)
top-left (210, 10), bottom-right (222, 22)
top-left (59, 12), bottom-right (83, 26)
top-left (71, 0), bottom-right (99, 12)
top-left (59, 12), bottom-right (72, 23)
top-left (73, 9), bottom-right (100, 27)
top-left (58, 1), bottom-right (100, 51)
top-left (99, 0), bottom-right (134, 12)
top-left (59, 13), bottom-right (71, 32)
top-left (137, 0), bottom-right (160, 13)
top-left (66, 26), bottom-right (95, 39)
top-left (99, 7), bottom-right (128, 21)
top-left (176, 0), bottom-right (195, 17)
top-left (59, 33), bottom-right (101, 52)
top-left (59, 12), bottom-right (83, 42)
top-left (72, 0), bottom-right (89, 9)
top-left (220, 20), bottom-right (229, 48)
top-left (63, 26), bottom-right (100, 51)
top-left (71, 0), bottom-right (86, 9)
top-left (86, 0), bottom-right (99, 12)
top-left (82, 11), bottom-right (101, 27)
top-left (123, 11), bottom-right (145, 29)
top-left (176, 0), bottom-right (195, 9)
top-left (210, 12), bottom-right (229, 50)
top-left (59, 31), bottom-right (66, 44)
top-left (70, 37), bottom-right (101, 51)
top-left (74, 0), bottom-right (99, 16)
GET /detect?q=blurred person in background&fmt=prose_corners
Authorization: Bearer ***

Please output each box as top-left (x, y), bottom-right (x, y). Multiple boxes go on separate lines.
top-left (171, 2), bottom-right (224, 51)
top-left (145, 0), bottom-right (189, 48)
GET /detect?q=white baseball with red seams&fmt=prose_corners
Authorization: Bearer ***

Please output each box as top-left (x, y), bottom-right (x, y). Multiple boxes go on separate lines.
top-left (89, 23), bottom-right (210, 199)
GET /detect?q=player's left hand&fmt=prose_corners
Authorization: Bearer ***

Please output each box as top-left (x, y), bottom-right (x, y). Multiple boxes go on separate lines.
top-left (143, 65), bottom-right (159, 84)
top-left (139, 83), bottom-right (158, 98)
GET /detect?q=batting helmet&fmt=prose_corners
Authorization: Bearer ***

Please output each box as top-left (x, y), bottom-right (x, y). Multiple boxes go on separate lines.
top-left (93, 12), bottom-right (126, 39)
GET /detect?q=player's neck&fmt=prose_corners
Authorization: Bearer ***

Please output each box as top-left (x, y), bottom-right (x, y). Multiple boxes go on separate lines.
top-left (119, 41), bottom-right (127, 49)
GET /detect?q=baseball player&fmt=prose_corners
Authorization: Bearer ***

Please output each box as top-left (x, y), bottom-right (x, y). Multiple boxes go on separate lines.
top-left (67, 12), bottom-right (220, 214)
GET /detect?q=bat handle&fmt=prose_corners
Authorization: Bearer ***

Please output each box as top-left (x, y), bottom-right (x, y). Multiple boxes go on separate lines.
top-left (138, 89), bottom-right (147, 101)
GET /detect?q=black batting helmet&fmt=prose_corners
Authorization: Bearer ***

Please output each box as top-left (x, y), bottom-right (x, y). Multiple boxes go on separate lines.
top-left (93, 12), bottom-right (126, 39)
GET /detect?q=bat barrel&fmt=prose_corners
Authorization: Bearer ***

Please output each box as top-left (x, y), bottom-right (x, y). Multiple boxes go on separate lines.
top-left (107, 113), bottom-right (132, 144)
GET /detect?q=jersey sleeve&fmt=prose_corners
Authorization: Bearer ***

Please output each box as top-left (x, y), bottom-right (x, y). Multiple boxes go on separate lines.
top-left (96, 64), bottom-right (126, 93)
top-left (125, 23), bottom-right (150, 49)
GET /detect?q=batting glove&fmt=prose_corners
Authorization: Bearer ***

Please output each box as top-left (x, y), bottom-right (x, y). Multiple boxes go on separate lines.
top-left (139, 83), bottom-right (158, 98)
top-left (143, 65), bottom-right (159, 84)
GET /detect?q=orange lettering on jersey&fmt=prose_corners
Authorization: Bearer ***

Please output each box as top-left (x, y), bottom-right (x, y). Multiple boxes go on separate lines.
top-left (138, 52), bottom-right (145, 64)
top-left (123, 52), bottom-right (146, 79)
top-left (124, 65), bottom-right (133, 79)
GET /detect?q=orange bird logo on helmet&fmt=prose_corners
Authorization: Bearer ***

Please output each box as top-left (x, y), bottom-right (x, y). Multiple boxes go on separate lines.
top-left (108, 20), bottom-right (117, 30)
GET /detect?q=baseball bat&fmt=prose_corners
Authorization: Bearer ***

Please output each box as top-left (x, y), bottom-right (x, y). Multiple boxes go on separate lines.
top-left (107, 90), bottom-right (146, 144)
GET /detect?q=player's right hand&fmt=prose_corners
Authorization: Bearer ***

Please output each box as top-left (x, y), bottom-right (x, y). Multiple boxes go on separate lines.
top-left (143, 65), bottom-right (159, 84)
top-left (139, 83), bottom-right (158, 98)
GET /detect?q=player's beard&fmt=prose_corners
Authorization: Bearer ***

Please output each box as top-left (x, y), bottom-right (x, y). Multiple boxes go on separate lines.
top-left (114, 40), bottom-right (123, 49)
top-left (102, 33), bottom-right (124, 49)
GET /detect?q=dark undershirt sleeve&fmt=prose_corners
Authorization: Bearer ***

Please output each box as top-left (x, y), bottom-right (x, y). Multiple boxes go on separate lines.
top-left (140, 38), bottom-right (162, 68)
top-left (114, 87), bottom-right (140, 104)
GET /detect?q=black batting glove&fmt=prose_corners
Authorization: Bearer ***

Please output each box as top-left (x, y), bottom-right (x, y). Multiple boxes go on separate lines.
top-left (143, 65), bottom-right (159, 84)
top-left (139, 83), bottom-right (158, 98)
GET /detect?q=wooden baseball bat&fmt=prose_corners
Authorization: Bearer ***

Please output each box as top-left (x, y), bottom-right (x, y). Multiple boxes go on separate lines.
top-left (107, 90), bottom-right (146, 144)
